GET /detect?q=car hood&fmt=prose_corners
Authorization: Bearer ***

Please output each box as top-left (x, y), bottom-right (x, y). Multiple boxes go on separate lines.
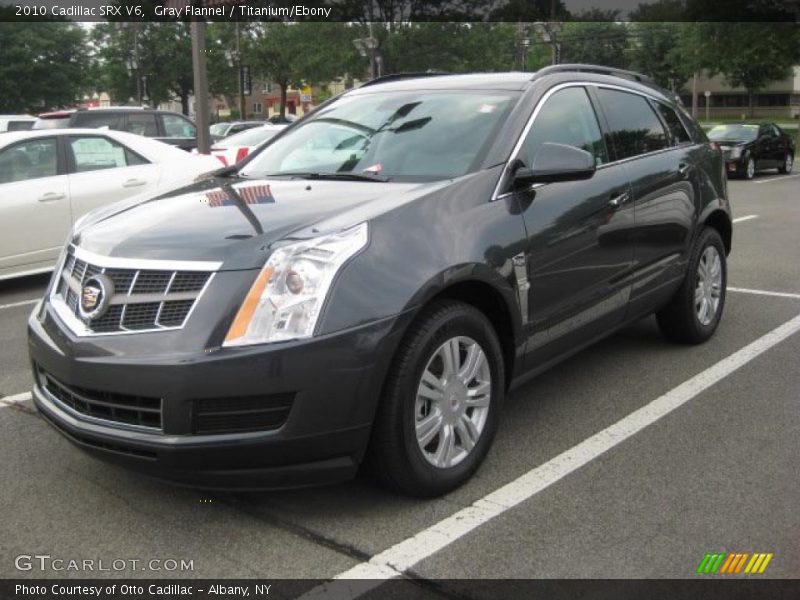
top-left (73, 176), bottom-right (448, 270)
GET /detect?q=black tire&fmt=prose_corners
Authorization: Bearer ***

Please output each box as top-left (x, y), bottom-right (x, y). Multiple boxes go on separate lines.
top-left (656, 228), bottom-right (727, 344)
top-left (777, 152), bottom-right (794, 174)
top-left (367, 300), bottom-right (504, 497)
top-left (741, 154), bottom-right (756, 180)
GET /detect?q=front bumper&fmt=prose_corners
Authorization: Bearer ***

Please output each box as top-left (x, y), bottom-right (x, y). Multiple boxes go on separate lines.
top-left (724, 159), bottom-right (742, 174)
top-left (28, 303), bottom-right (410, 490)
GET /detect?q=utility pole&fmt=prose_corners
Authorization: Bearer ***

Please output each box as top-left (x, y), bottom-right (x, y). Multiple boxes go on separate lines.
top-left (191, 15), bottom-right (210, 153)
top-left (236, 21), bottom-right (246, 120)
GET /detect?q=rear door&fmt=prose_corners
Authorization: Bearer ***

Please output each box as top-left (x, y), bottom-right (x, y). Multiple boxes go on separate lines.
top-left (0, 136), bottom-right (71, 275)
top-left (593, 87), bottom-right (699, 318)
top-left (65, 134), bottom-right (158, 218)
top-left (158, 113), bottom-right (197, 151)
top-left (514, 85), bottom-right (635, 363)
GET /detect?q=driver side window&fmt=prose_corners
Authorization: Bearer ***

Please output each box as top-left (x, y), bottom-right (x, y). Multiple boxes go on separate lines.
top-left (520, 87), bottom-right (608, 169)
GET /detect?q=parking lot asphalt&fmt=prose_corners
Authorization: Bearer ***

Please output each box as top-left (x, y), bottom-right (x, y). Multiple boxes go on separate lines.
top-left (0, 173), bottom-right (798, 588)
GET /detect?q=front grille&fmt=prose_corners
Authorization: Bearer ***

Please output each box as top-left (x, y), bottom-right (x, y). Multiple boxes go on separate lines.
top-left (194, 394), bottom-right (294, 434)
top-left (39, 368), bottom-right (162, 431)
top-left (52, 247), bottom-right (213, 335)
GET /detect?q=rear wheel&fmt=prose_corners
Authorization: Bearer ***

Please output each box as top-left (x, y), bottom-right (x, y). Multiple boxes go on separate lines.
top-left (368, 300), bottom-right (504, 497)
top-left (657, 228), bottom-right (726, 344)
top-left (777, 152), bottom-right (793, 174)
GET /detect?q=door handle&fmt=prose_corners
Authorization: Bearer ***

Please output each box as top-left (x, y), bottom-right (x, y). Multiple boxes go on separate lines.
top-left (122, 179), bottom-right (146, 188)
top-left (678, 163), bottom-right (692, 177)
top-left (608, 191), bottom-right (630, 209)
top-left (37, 192), bottom-right (66, 202)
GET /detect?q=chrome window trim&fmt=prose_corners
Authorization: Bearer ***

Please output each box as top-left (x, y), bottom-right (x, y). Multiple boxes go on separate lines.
top-left (491, 81), bottom-right (685, 201)
top-left (49, 246), bottom-right (218, 337)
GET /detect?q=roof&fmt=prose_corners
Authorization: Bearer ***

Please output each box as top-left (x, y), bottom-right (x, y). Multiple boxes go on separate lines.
top-left (0, 128), bottom-right (157, 146)
top-left (349, 72), bottom-right (535, 94)
top-left (348, 65), bottom-right (674, 104)
top-left (0, 115), bottom-right (35, 120)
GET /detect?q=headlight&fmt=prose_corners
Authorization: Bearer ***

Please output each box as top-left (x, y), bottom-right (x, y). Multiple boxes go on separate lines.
top-left (223, 222), bottom-right (368, 347)
top-left (729, 147), bottom-right (742, 159)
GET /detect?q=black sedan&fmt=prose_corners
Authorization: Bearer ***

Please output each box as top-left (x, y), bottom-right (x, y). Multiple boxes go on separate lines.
top-left (708, 122), bottom-right (795, 179)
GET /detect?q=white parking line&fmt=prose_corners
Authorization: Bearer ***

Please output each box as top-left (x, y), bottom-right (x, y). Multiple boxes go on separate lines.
top-left (303, 312), bottom-right (800, 598)
top-left (729, 287), bottom-right (800, 300)
top-left (0, 391), bottom-right (32, 408)
top-left (732, 214), bottom-right (758, 224)
top-left (0, 299), bottom-right (38, 311)
top-left (752, 173), bottom-right (800, 185)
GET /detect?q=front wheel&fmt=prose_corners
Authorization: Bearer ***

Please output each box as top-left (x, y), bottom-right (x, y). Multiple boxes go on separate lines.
top-left (368, 300), bottom-right (504, 497)
top-left (656, 228), bottom-right (727, 344)
top-left (777, 152), bottom-right (794, 174)
top-left (741, 155), bottom-right (756, 180)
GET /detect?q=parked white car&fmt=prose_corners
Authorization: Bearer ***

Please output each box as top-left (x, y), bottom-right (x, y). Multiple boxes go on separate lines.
top-left (208, 124), bottom-right (287, 166)
top-left (0, 115), bottom-right (36, 133)
top-left (0, 129), bottom-right (221, 280)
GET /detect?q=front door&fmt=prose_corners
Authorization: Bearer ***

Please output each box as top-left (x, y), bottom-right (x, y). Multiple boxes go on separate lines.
top-left (0, 136), bottom-right (71, 276)
top-left (514, 85), bottom-right (635, 363)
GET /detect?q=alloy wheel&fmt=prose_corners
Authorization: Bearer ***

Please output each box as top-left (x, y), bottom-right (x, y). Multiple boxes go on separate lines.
top-left (746, 157), bottom-right (755, 179)
top-left (695, 246), bottom-right (723, 326)
top-left (415, 336), bottom-right (491, 469)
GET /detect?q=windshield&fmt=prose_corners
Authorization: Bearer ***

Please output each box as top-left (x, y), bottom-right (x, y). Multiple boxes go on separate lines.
top-left (221, 126), bottom-right (283, 147)
top-left (707, 124), bottom-right (758, 142)
top-left (210, 123), bottom-right (229, 136)
top-left (240, 90), bottom-right (517, 181)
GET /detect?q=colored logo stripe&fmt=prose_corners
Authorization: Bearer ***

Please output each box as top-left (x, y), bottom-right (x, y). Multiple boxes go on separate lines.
top-left (697, 552), bottom-right (773, 574)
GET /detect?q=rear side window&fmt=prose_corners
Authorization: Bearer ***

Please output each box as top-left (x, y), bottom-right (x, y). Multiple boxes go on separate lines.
top-left (68, 136), bottom-right (149, 172)
top-left (71, 112), bottom-right (123, 130)
top-left (161, 114), bottom-right (196, 138)
top-left (653, 102), bottom-right (691, 145)
top-left (520, 86), bottom-right (608, 167)
top-left (0, 137), bottom-right (58, 183)
top-left (7, 120), bottom-right (35, 132)
top-left (596, 88), bottom-right (669, 160)
top-left (125, 113), bottom-right (159, 137)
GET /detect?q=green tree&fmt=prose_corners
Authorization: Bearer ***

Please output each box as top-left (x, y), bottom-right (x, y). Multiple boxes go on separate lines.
top-left (556, 12), bottom-right (631, 70)
top-left (381, 23), bottom-right (517, 74)
top-left (246, 22), bottom-right (358, 118)
top-left (92, 22), bottom-right (195, 113)
top-left (628, 23), bottom-right (692, 90)
top-left (0, 21), bottom-right (88, 113)
top-left (686, 23), bottom-right (800, 117)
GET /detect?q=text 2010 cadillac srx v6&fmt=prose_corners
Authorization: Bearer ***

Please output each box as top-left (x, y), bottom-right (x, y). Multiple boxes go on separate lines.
top-left (29, 66), bottom-right (732, 496)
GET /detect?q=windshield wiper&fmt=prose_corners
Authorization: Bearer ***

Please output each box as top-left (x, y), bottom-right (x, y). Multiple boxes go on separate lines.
top-left (265, 171), bottom-right (390, 182)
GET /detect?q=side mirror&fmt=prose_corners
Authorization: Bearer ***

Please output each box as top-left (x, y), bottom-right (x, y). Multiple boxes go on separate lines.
top-left (513, 142), bottom-right (597, 189)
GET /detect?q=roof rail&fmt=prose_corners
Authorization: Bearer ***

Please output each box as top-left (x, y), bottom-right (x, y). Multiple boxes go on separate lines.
top-left (534, 64), bottom-right (654, 85)
top-left (358, 71), bottom-right (450, 89)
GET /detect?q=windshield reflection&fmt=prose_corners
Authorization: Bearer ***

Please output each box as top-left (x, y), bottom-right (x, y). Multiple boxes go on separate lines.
top-left (240, 91), bottom-right (517, 182)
